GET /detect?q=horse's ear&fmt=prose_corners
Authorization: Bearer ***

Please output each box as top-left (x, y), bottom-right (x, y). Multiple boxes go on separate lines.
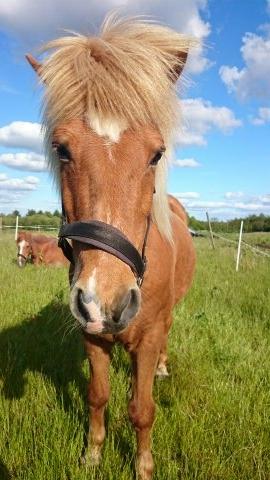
top-left (170, 50), bottom-right (188, 83)
top-left (25, 54), bottom-right (42, 76)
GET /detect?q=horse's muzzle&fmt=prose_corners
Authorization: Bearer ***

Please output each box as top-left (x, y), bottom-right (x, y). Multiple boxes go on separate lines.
top-left (70, 285), bottom-right (141, 334)
top-left (17, 254), bottom-right (27, 268)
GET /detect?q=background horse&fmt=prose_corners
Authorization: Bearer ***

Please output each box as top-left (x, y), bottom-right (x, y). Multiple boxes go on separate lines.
top-left (16, 231), bottom-right (68, 267)
top-left (27, 15), bottom-right (196, 479)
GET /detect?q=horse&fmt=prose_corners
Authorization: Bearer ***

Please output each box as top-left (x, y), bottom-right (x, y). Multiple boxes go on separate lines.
top-left (26, 15), bottom-right (196, 479)
top-left (17, 230), bottom-right (50, 266)
top-left (16, 231), bottom-right (68, 267)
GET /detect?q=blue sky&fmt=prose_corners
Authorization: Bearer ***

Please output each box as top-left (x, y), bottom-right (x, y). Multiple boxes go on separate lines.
top-left (0, 0), bottom-right (269, 219)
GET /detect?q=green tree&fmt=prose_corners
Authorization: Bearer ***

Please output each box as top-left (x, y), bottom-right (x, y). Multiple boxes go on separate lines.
top-left (27, 209), bottom-right (36, 216)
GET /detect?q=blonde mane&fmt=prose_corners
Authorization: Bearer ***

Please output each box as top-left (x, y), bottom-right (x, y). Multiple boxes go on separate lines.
top-left (40, 14), bottom-right (194, 240)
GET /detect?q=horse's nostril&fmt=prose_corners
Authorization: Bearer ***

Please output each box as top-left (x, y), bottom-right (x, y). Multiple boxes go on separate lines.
top-left (126, 288), bottom-right (141, 319)
top-left (113, 288), bottom-right (141, 323)
top-left (130, 288), bottom-right (139, 306)
top-left (77, 289), bottom-right (90, 321)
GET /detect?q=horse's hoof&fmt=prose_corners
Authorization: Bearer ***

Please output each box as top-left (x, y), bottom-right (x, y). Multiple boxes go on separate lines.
top-left (80, 447), bottom-right (101, 467)
top-left (137, 451), bottom-right (154, 480)
top-left (155, 364), bottom-right (169, 377)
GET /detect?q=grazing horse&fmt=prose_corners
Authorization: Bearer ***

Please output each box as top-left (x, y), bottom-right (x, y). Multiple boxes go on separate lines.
top-left (16, 231), bottom-right (68, 267)
top-left (26, 15), bottom-right (196, 479)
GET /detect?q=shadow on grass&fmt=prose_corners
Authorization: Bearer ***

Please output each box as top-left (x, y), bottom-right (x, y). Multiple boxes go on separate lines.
top-left (0, 460), bottom-right (11, 480)
top-left (0, 294), bottom-right (179, 477)
top-left (0, 293), bottom-right (87, 415)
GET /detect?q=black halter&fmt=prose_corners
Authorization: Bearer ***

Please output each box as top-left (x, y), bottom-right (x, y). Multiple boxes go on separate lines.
top-left (17, 253), bottom-right (28, 261)
top-left (58, 209), bottom-right (151, 287)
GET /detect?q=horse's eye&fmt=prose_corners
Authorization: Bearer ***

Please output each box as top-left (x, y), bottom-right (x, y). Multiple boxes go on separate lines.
top-left (52, 142), bottom-right (71, 163)
top-left (149, 150), bottom-right (165, 167)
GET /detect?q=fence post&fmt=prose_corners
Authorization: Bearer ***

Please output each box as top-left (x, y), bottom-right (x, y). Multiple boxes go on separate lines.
top-left (0, 216), bottom-right (2, 233)
top-left (15, 215), bottom-right (19, 240)
top-left (206, 211), bottom-right (215, 250)
top-left (236, 220), bottom-right (244, 272)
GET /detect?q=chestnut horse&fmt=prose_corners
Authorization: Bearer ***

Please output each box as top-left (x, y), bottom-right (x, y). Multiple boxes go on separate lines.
top-left (26, 16), bottom-right (196, 479)
top-left (16, 231), bottom-right (68, 267)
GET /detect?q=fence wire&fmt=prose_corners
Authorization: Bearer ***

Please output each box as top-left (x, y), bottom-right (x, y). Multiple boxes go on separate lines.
top-left (211, 231), bottom-right (270, 258)
top-left (2, 221), bottom-right (270, 259)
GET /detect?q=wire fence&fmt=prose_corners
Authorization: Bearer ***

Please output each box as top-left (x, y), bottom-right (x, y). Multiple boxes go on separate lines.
top-left (1, 217), bottom-right (269, 262)
top-left (2, 224), bottom-right (58, 231)
top-left (211, 231), bottom-right (270, 258)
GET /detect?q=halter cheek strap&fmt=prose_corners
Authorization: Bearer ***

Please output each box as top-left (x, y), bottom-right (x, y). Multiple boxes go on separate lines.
top-left (58, 215), bottom-right (151, 287)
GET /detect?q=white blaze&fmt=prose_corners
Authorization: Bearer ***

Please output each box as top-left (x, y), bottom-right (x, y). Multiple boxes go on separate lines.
top-left (88, 114), bottom-right (127, 143)
top-left (18, 240), bottom-right (26, 266)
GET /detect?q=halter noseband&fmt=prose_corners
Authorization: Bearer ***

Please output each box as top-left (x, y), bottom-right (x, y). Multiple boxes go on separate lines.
top-left (17, 253), bottom-right (29, 261)
top-left (58, 211), bottom-right (151, 287)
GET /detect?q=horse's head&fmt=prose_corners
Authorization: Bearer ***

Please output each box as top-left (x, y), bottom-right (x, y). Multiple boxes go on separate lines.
top-left (26, 17), bottom-right (194, 334)
top-left (16, 232), bottom-right (32, 267)
top-left (53, 121), bottom-right (164, 334)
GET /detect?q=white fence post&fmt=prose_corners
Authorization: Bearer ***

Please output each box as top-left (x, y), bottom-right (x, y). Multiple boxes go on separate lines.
top-left (15, 215), bottom-right (19, 240)
top-left (206, 211), bottom-right (215, 250)
top-left (236, 221), bottom-right (244, 272)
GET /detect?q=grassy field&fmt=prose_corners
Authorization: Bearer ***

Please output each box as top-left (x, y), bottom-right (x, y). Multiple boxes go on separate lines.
top-left (0, 231), bottom-right (270, 480)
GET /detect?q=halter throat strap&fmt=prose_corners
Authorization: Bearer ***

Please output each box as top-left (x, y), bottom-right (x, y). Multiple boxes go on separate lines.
top-left (58, 216), bottom-right (151, 287)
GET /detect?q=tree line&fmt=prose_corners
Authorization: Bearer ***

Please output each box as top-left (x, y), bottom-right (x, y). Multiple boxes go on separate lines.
top-left (1, 210), bottom-right (61, 229)
top-left (189, 213), bottom-right (270, 233)
top-left (1, 210), bottom-right (270, 233)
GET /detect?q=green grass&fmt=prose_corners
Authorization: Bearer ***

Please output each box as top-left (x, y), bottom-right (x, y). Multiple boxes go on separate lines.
top-left (1, 231), bottom-right (270, 479)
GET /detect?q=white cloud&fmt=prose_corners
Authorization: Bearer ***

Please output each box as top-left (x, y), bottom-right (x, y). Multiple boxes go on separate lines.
top-left (184, 200), bottom-right (229, 209)
top-left (234, 202), bottom-right (270, 211)
top-left (257, 194), bottom-right (270, 204)
top-left (168, 190), bottom-right (270, 218)
top-left (0, 0), bottom-right (210, 74)
top-left (219, 66), bottom-right (243, 93)
top-left (0, 192), bottom-right (24, 205)
top-left (0, 173), bottom-right (39, 191)
top-left (219, 31), bottom-right (270, 100)
top-left (178, 98), bottom-right (242, 146)
top-left (172, 158), bottom-right (201, 168)
top-left (251, 107), bottom-right (270, 125)
top-left (25, 176), bottom-right (40, 185)
top-left (224, 191), bottom-right (244, 199)
top-left (0, 152), bottom-right (46, 172)
top-left (173, 191), bottom-right (200, 199)
top-left (0, 121), bottom-right (43, 153)
top-left (180, 196), bottom-right (270, 214)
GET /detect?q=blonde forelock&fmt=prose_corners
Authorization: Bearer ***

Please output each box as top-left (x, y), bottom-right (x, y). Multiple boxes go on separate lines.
top-left (40, 14), bottom-right (197, 241)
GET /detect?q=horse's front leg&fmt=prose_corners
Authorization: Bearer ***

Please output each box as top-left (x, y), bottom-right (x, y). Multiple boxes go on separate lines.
top-left (128, 336), bottom-right (160, 480)
top-left (156, 315), bottom-right (172, 377)
top-left (82, 336), bottom-right (112, 466)
top-left (156, 335), bottom-right (169, 377)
